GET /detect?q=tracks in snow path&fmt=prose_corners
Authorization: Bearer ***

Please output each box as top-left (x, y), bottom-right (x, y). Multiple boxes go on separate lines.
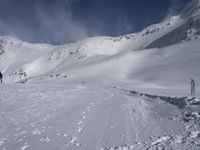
top-left (1, 84), bottom-right (200, 150)
top-left (65, 88), bottom-right (114, 149)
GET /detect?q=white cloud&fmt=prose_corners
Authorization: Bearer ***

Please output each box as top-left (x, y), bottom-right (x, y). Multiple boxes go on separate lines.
top-left (164, 0), bottom-right (186, 20)
top-left (34, 0), bottom-right (88, 44)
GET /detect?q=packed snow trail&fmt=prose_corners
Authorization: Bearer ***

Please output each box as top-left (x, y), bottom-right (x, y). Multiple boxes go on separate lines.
top-left (0, 83), bottom-right (200, 150)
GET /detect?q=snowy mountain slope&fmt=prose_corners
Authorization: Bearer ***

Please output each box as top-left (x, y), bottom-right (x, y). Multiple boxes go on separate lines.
top-left (0, 13), bottom-right (185, 84)
top-left (1, 0), bottom-right (200, 150)
top-left (36, 39), bottom-right (199, 91)
top-left (147, 0), bottom-right (200, 48)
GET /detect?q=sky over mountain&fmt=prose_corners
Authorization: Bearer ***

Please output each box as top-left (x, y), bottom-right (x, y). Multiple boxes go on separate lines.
top-left (0, 0), bottom-right (190, 44)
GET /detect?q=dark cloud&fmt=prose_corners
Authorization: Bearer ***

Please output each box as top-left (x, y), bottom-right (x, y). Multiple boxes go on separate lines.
top-left (0, 0), bottom-right (189, 44)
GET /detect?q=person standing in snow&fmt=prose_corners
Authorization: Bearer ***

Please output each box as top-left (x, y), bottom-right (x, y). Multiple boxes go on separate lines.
top-left (191, 78), bottom-right (195, 96)
top-left (0, 72), bottom-right (3, 83)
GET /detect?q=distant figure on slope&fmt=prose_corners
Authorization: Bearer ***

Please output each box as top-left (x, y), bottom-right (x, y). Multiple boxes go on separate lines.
top-left (191, 78), bottom-right (195, 96)
top-left (0, 72), bottom-right (3, 83)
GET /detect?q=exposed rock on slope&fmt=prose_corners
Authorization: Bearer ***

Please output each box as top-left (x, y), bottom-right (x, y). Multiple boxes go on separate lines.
top-left (146, 0), bottom-right (200, 49)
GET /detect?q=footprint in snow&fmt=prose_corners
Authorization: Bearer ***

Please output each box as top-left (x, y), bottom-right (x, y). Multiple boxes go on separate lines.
top-left (15, 128), bottom-right (21, 131)
top-left (30, 122), bottom-right (35, 127)
top-left (77, 127), bottom-right (83, 133)
top-left (20, 143), bottom-right (29, 150)
top-left (70, 136), bottom-right (81, 147)
top-left (77, 120), bottom-right (83, 125)
top-left (40, 136), bottom-right (50, 143)
top-left (76, 143), bottom-right (81, 147)
top-left (81, 112), bottom-right (86, 115)
top-left (90, 102), bottom-right (95, 106)
top-left (82, 116), bottom-right (86, 119)
top-left (57, 133), bottom-right (61, 136)
top-left (87, 106), bottom-right (90, 111)
top-left (0, 141), bottom-right (4, 146)
top-left (0, 138), bottom-right (6, 146)
top-left (18, 138), bottom-right (24, 142)
top-left (20, 131), bottom-right (27, 135)
top-left (70, 136), bottom-right (77, 144)
top-left (110, 126), bottom-right (114, 129)
top-left (32, 128), bottom-right (41, 135)
top-left (56, 131), bottom-right (68, 137)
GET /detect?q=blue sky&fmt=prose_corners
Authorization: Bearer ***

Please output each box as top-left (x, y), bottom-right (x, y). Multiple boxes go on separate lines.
top-left (0, 0), bottom-right (190, 44)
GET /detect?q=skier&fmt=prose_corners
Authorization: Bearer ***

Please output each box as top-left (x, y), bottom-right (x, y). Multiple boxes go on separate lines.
top-left (0, 72), bottom-right (3, 83)
top-left (191, 78), bottom-right (195, 96)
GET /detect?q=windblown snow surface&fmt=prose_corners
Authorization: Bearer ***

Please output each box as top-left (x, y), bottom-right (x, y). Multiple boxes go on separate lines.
top-left (1, 1), bottom-right (200, 150)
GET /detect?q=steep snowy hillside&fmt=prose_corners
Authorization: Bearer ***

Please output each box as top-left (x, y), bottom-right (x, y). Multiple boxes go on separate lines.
top-left (147, 0), bottom-right (200, 48)
top-left (1, 0), bottom-right (200, 150)
top-left (0, 13), bottom-right (185, 84)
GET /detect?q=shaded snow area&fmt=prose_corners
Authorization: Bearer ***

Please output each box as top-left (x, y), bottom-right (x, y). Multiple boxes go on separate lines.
top-left (1, 0), bottom-right (200, 149)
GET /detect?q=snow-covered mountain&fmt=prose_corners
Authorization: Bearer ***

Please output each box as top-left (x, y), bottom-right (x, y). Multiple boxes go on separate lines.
top-left (147, 0), bottom-right (200, 48)
top-left (0, 0), bottom-right (200, 87)
top-left (1, 1), bottom-right (200, 150)
top-left (0, 2), bottom-right (193, 85)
